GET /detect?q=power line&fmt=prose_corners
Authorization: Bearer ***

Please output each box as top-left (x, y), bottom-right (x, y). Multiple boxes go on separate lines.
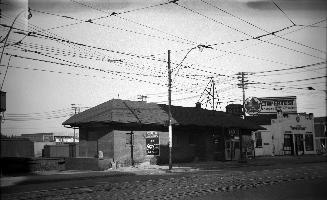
top-left (200, 0), bottom-right (326, 54)
top-left (253, 61), bottom-right (326, 75)
top-left (271, 1), bottom-right (296, 26)
top-left (68, 0), bottom-right (197, 45)
top-left (174, 2), bottom-right (325, 60)
top-left (39, 0), bottom-right (172, 31)
top-left (30, 8), bottom-right (193, 45)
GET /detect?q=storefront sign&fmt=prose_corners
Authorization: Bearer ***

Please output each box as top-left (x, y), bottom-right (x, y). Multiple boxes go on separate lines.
top-left (245, 96), bottom-right (297, 115)
top-left (259, 96), bottom-right (297, 114)
top-left (290, 125), bottom-right (306, 130)
top-left (145, 131), bottom-right (160, 156)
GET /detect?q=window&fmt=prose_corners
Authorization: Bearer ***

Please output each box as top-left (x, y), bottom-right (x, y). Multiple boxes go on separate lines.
top-left (255, 132), bottom-right (262, 148)
top-left (305, 134), bottom-right (314, 151)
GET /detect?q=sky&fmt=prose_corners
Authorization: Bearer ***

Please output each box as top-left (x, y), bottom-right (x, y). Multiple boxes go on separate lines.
top-left (1, 0), bottom-right (326, 136)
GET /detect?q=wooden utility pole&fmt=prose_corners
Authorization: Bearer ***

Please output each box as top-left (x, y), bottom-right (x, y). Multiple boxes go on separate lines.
top-left (71, 104), bottom-right (78, 143)
top-left (237, 72), bottom-right (248, 163)
top-left (168, 50), bottom-right (173, 170)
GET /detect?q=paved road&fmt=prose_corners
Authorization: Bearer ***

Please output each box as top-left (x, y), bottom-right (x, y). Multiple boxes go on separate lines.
top-left (1, 162), bottom-right (327, 200)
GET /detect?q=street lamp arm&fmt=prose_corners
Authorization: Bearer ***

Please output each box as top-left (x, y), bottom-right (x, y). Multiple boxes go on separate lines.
top-left (173, 44), bottom-right (212, 77)
top-left (0, 8), bottom-right (32, 65)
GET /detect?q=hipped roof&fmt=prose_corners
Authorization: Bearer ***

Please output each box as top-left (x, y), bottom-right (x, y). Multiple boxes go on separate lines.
top-left (63, 99), bottom-right (175, 126)
top-left (63, 99), bottom-right (264, 130)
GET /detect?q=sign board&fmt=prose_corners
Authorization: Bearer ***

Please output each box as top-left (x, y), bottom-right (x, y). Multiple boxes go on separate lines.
top-left (244, 97), bottom-right (261, 115)
top-left (245, 96), bottom-right (297, 115)
top-left (145, 131), bottom-right (160, 156)
top-left (0, 91), bottom-right (6, 112)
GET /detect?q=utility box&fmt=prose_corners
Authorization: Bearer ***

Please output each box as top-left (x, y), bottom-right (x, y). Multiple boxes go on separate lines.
top-left (0, 91), bottom-right (6, 112)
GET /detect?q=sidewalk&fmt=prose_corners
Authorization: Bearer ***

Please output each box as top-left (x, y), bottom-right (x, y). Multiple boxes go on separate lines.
top-left (1, 155), bottom-right (326, 187)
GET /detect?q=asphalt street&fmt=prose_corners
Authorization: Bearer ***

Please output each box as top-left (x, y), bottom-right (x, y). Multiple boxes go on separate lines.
top-left (1, 162), bottom-right (327, 200)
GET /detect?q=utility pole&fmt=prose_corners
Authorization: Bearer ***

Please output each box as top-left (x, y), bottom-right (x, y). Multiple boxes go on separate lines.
top-left (198, 77), bottom-right (221, 111)
top-left (237, 72), bottom-right (249, 163)
top-left (126, 131), bottom-right (135, 167)
top-left (168, 50), bottom-right (173, 170)
top-left (71, 104), bottom-right (78, 143)
top-left (212, 77), bottom-right (215, 111)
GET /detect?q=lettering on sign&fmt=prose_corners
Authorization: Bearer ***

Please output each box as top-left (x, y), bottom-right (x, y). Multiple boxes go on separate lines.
top-left (290, 125), bottom-right (306, 130)
top-left (245, 96), bottom-right (297, 115)
top-left (145, 131), bottom-right (160, 156)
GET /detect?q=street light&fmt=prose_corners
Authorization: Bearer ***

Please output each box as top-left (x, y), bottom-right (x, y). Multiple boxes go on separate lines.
top-left (0, 8), bottom-right (32, 67)
top-left (173, 44), bottom-right (213, 76)
top-left (167, 44), bottom-right (212, 170)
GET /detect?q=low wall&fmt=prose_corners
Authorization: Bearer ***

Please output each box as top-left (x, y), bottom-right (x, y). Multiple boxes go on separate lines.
top-left (65, 158), bottom-right (112, 171)
top-left (0, 157), bottom-right (65, 175)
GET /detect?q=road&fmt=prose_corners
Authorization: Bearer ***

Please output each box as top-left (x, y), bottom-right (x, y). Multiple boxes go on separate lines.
top-left (1, 162), bottom-right (327, 200)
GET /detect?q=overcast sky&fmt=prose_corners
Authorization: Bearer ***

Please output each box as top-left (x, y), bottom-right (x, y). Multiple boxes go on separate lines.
top-left (1, 0), bottom-right (326, 136)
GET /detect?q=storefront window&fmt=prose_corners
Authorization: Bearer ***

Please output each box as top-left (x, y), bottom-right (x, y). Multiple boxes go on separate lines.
top-left (255, 132), bottom-right (262, 148)
top-left (305, 134), bottom-right (314, 151)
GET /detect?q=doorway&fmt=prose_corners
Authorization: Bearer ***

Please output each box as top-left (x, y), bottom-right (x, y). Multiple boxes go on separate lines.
top-left (295, 134), bottom-right (304, 156)
top-left (225, 139), bottom-right (240, 160)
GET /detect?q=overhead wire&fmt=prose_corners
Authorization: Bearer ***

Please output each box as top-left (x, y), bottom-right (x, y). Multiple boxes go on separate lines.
top-left (30, 8), bottom-right (193, 45)
top-left (68, 0), bottom-right (197, 46)
top-left (200, 0), bottom-right (326, 54)
top-left (173, 2), bottom-right (325, 60)
top-left (39, 0), bottom-right (173, 31)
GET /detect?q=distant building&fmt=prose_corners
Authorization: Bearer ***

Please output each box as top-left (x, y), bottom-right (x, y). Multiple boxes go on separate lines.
top-left (19, 133), bottom-right (55, 157)
top-left (54, 135), bottom-right (79, 143)
top-left (20, 133), bottom-right (54, 142)
top-left (225, 104), bottom-right (243, 117)
top-left (314, 116), bottom-right (327, 154)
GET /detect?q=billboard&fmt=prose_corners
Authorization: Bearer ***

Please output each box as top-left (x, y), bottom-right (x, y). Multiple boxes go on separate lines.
top-left (245, 96), bottom-right (297, 115)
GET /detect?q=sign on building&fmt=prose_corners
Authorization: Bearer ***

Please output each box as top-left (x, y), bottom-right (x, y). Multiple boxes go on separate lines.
top-left (259, 96), bottom-right (297, 114)
top-left (145, 131), bottom-right (160, 156)
top-left (245, 96), bottom-right (297, 115)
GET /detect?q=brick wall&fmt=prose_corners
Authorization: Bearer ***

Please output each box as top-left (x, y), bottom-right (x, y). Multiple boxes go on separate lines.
top-left (79, 126), bottom-right (114, 158)
top-left (113, 130), bottom-right (169, 164)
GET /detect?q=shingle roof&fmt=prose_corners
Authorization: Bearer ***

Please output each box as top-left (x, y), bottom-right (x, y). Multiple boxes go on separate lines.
top-left (63, 99), bottom-right (176, 126)
top-left (63, 99), bottom-right (263, 130)
top-left (158, 104), bottom-right (264, 130)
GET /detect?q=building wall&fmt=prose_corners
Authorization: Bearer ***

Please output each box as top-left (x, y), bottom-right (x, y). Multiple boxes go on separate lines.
top-left (252, 125), bottom-right (273, 156)
top-left (271, 113), bottom-right (315, 156)
top-left (79, 126), bottom-right (114, 158)
top-left (314, 118), bottom-right (327, 154)
top-left (78, 125), bottom-right (241, 165)
top-left (1, 139), bottom-right (34, 157)
top-left (113, 130), bottom-right (169, 164)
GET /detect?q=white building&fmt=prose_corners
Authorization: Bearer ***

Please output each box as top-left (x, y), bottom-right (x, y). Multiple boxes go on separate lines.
top-left (250, 112), bottom-right (316, 156)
